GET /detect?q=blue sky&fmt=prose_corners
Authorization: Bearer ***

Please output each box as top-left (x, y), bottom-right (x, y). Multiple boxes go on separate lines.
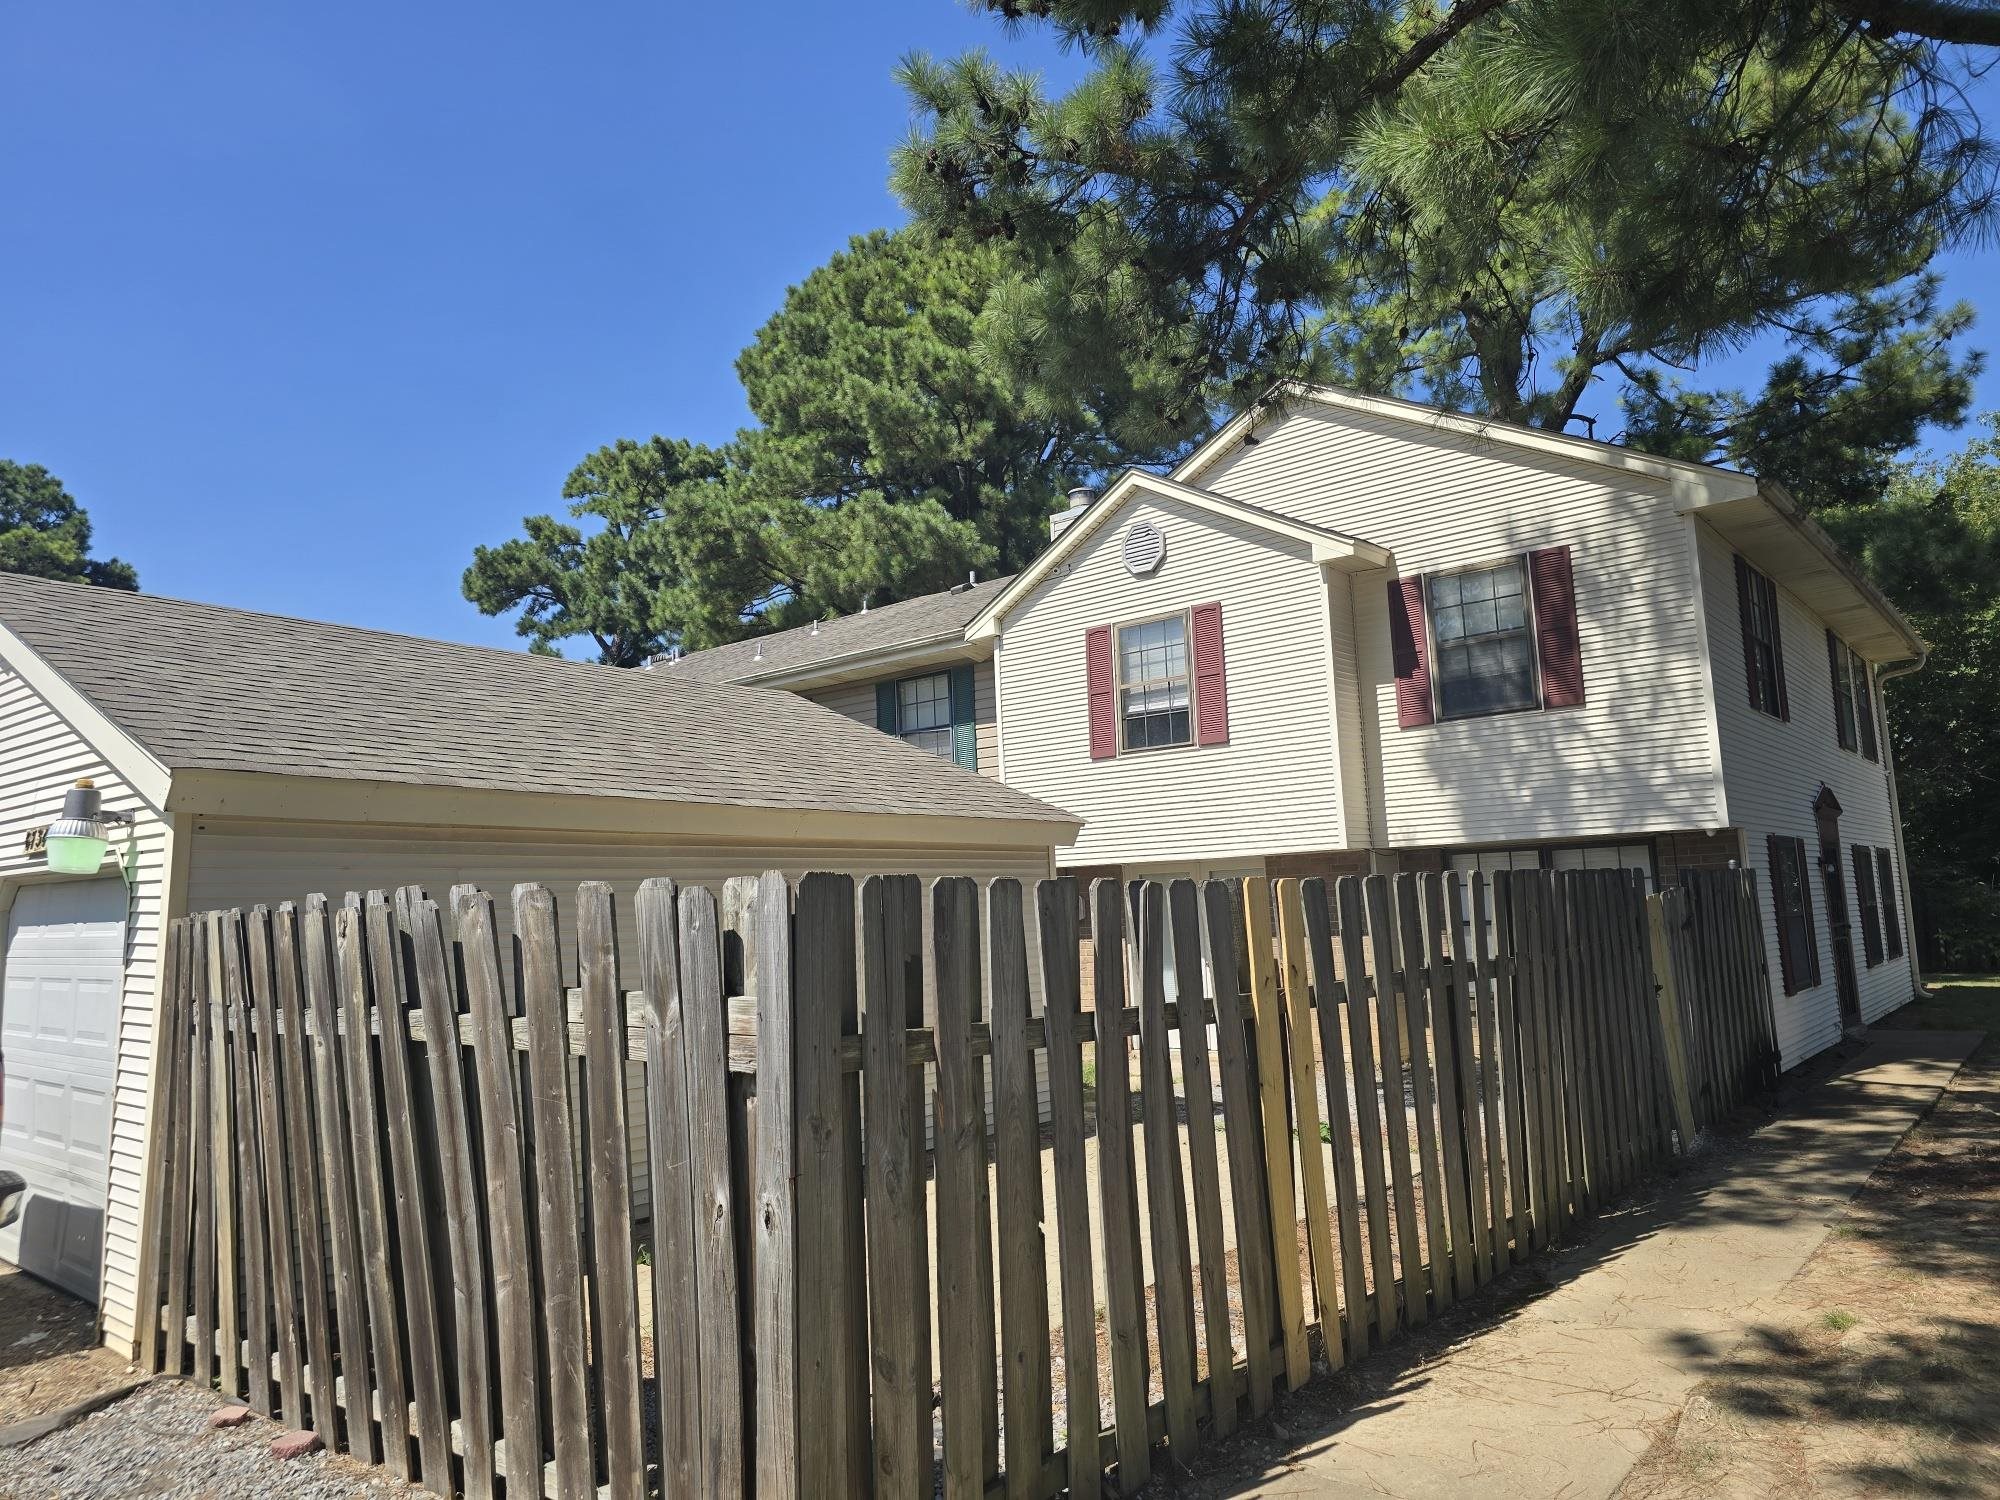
top-left (5, 3), bottom-right (1996, 652)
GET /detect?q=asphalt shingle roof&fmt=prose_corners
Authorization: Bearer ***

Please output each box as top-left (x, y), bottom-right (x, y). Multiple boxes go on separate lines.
top-left (668, 576), bottom-right (1012, 683)
top-left (0, 574), bottom-right (1075, 827)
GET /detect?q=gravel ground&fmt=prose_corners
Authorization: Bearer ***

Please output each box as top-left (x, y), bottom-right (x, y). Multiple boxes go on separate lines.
top-left (0, 1379), bottom-right (414, 1499)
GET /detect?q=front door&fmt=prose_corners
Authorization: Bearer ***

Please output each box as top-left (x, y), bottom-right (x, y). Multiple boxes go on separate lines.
top-left (1814, 787), bottom-right (1862, 1029)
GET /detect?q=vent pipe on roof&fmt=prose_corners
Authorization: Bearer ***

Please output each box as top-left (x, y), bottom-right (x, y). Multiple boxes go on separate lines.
top-left (1050, 486), bottom-right (1099, 543)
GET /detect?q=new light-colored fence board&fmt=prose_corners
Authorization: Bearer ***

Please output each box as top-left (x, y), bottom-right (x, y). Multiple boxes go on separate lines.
top-left (141, 865), bottom-right (1775, 1499)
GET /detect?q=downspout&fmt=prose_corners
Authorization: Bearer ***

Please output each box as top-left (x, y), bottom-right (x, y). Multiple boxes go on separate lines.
top-left (1876, 654), bottom-right (1931, 997)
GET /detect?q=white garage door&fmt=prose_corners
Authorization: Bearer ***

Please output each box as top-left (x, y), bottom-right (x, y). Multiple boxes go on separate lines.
top-left (0, 879), bottom-right (125, 1300)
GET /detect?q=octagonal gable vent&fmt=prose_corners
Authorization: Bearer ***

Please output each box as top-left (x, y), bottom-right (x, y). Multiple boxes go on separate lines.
top-left (1122, 521), bottom-right (1166, 577)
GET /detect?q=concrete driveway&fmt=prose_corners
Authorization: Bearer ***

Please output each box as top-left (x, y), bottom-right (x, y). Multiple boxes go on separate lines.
top-left (1195, 1028), bottom-right (1982, 1499)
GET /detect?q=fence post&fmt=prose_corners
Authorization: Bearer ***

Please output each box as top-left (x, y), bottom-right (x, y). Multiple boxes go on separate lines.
top-left (1647, 892), bottom-right (1700, 1150)
top-left (751, 870), bottom-right (801, 1500)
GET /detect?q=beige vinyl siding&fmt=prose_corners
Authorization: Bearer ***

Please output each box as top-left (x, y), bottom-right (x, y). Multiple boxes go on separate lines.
top-left (997, 487), bottom-right (1346, 867)
top-left (186, 821), bottom-right (1058, 1192)
top-left (0, 665), bottom-right (172, 1349)
top-left (1697, 522), bottom-right (1914, 1067)
top-left (805, 658), bottom-right (1000, 777)
top-left (1200, 403), bottom-right (1724, 847)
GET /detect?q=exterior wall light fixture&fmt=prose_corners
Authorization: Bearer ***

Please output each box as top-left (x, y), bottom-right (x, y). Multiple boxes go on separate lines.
top-left (45, 778), bottom-right (135, 878)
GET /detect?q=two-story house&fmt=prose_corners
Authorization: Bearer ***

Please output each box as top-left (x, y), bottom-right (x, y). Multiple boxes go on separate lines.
top-left (670, 383), bottom-right (1925, 1070)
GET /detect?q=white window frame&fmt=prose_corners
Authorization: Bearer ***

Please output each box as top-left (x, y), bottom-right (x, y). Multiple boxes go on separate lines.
top-left (894, 670), bottom-right (957, 761)
top-left (1425, 555), bottom-right (1542, 722)
top-left (1115, 610), bottom-right (1195, 753)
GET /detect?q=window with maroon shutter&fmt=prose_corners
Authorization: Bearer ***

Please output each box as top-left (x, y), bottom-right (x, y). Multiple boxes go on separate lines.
top-left (1854, 652), bottom-right (1878, 761)
top-left (1190, 602), bottom-right (1230, 745)
top-left (1085, 625), bottom-right (1116, 760)
top-left (1737, 556), bottom-right (1789, 720)
top-left (1528, 545), bottom-right (1584, 707)
top-left (1388, 575), bottom-right (1434, 728)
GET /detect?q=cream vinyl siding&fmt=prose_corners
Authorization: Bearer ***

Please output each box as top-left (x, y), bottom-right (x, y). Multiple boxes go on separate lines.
top-left (1696, 523), bottom-right (1913, 1067)
top-left (1199, 403), bottom-right (1724, 847)
top-left (997, 487), bottom-right (1346, 867)
top-left (186, 822), bottom-right (1058, 1187)
top-left (0, 665), bottom-right (172, 1349)
top-left (806, 658), bottom-right (1000, 777)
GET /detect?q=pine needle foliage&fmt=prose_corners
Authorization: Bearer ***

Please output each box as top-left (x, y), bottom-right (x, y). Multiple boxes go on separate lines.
top-left (894, 0), bottom-right (1997, 434)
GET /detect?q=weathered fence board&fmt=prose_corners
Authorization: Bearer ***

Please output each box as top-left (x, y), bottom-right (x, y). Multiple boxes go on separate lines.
top-left (142, 865), bottom-right (1775, 1500)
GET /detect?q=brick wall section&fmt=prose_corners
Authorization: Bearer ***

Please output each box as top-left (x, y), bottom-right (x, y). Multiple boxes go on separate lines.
top-left (1266, 849), bottom-right (1373, 882)
top-left (1658, 828), bottom-right (1742, 883)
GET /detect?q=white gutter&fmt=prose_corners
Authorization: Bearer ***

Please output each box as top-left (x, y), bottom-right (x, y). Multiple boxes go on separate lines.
top-left (1876, 654), bottom-right (1932, 997)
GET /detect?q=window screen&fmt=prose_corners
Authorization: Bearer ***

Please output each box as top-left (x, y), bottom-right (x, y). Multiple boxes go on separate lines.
top-left (895, 671), bottom-right (956, 761)
top-left (1118, 614), bottom-right (1192, 750)
top-left (1430, 561), bottom-right (1538, 719)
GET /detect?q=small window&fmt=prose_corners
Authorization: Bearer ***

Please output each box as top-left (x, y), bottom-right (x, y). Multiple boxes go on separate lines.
top-left (1117, 614), bottom-right (1192, 750)
top-left (1876, 847), bottom-right (1903, 958)
top-left (895, 672), bottom-right (956, 760)
top-left (1429, 560), bottom-right (1538, 720)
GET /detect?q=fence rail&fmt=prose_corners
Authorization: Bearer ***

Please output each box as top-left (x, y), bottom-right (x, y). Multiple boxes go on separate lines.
top-left (137, 866), bottom-right (1775, 1497)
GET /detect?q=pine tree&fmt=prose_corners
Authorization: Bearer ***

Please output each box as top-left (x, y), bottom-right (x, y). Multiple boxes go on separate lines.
top-left (464, 229), bottom-right (1166, 660)
top-left (0, 461), bottom-right (138, 590)
top-left (894, 0), bottom-right (1995, 434)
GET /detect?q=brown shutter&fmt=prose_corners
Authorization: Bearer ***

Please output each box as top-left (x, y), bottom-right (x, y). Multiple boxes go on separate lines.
top-left (1736, 555), bottom-right (1762, 710)
top-left (1190, 602), bottom-right (1230, 746)
top-left (1528, 545), bottom-right (1584, 707)
top-left (1768, 833), bottom-right (1798, 994)
top-left (1388, 575), bottom-right (1434, 728)
top-left (1086, 625), bottom-right (1117, 760)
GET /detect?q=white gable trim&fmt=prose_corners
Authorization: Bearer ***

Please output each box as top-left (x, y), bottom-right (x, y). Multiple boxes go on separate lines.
top-left (0, 620), bottom-right (172, 808)
top-left (1178, 382), bottom-right (1762, 508)
top-left (966, 470), bottom-right (1389, 641)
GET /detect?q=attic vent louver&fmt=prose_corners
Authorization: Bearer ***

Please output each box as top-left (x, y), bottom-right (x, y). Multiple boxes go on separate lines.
top-left (1123, 521), bottom-right (1166, 577)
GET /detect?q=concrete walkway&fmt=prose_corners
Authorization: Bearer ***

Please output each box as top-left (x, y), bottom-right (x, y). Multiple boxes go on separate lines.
top-left (1215, 1029), bottom-right (1982, 1499)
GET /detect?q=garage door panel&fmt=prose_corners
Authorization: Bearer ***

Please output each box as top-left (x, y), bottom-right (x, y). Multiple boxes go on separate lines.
top-left (0, 879), bottom-right (125, 1302)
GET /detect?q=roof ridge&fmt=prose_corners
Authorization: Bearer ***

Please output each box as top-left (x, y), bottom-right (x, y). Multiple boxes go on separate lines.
top-left (0, 570), bottom-right (623, 677)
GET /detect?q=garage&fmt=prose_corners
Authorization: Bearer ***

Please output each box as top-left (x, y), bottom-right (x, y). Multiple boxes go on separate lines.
top-left (0, 570), bottom-right (1079, 1351)
top-left (0, 878), bottom-right (125, 1300)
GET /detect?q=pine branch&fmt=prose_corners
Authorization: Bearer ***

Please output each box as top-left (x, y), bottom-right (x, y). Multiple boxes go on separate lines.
top-left (1368, 0), bottom-right (1518, 97)
top-left (1826, 0), bottom-right (2000, 45)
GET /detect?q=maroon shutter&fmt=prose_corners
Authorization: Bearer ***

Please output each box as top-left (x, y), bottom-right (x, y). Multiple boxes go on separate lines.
top-left (1190, 602), bottom-right (1230, 746)
top-left (1826, 629), bottom-right (1850, 749)
top-left (1528, 545), bottom-right (1584, 708)
top-left (1767, 834), bottom-right (1797, 994)
top-left (1768, 574), bottom-right (1791, 721)
top-left (1085, 625), bottom-right (1117, 760)
top-left (1388, 575), bottom-right (1433, 728)
top-left (1735, 554), bottom-right (1762, 710)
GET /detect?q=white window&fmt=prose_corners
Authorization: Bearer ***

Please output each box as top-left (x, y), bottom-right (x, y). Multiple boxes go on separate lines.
top-left (1118, 614), bottom-right (1192, 750)
top-left (896, 672), bottom-right (955, 760)
top-left (1429, 561), bottom-right (1537, 719)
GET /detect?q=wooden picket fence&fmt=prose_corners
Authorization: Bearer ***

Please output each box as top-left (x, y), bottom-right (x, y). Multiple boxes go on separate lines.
top-left (134, 866), bottom-right (1774, 1498)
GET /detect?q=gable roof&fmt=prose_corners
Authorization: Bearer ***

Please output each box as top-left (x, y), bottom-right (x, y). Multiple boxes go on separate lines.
top-left (0, 574), bottom-right (1076, 829)
top-left (669, 575), bottom-right (1010, 687)
top-left (964, 470), bottom-right (1389, 640)
top-left (1178, 381), bottom-right (1762, 505)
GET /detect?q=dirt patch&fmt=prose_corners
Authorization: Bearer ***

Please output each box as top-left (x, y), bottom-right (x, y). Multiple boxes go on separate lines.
top-left (1617, 982), bottom-right (2000, 1499)
top-left (0, 1265), bottom-right (133, 1431)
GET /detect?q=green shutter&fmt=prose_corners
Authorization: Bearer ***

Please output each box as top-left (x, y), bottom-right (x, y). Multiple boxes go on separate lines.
top-left (949, 664), bottom-right (978, 770)
top-left (876, 680), bottom-right (898, 735)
